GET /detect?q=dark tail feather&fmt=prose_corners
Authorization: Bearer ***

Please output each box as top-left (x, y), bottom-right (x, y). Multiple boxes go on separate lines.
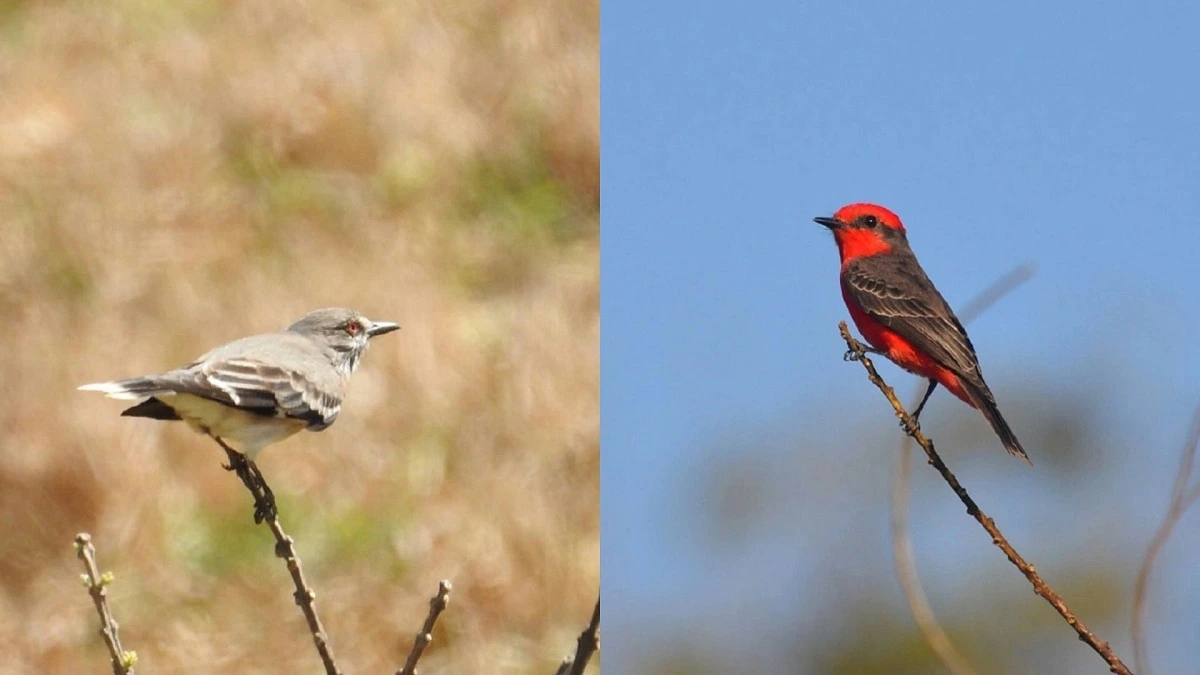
top-left (121, 397), bottom-right (181, 421)
top-left (962, 381), bottom-right (1031, 464)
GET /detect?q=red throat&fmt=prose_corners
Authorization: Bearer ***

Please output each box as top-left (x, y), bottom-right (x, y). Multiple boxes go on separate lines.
top-left (833, 227), bottom-right (892, 264)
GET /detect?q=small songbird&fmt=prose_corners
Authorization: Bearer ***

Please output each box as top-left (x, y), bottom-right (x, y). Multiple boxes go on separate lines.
top-left (816, 203), bottom-right (1029, 462)
top-left (80, 307), bottom-right (400, 518)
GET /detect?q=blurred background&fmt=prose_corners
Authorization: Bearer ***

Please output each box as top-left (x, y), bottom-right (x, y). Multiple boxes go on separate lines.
top-left (0, 1), bottom-right (596, 673)
top-left (604, 1), bottom-right (1199, 674)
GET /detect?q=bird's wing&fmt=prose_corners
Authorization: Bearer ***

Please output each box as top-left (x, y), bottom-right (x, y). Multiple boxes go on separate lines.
top-left (197, 358), bottom-right (342, 428)
top-left (842, 255), bottom-right (981, 376)
top-left (151, 335), bottom-right (344, 429)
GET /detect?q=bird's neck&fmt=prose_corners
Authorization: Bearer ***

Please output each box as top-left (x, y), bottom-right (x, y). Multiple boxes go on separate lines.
top-left (337, 351), bottom-right (362, 376)
top-left (835, 229), bottom-right (895, 265)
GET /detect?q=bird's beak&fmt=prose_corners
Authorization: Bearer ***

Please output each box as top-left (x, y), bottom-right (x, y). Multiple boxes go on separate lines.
top-left (366, 321), bottom-right (400, 337)
top-left (814, 216), bottom-right (843, 230)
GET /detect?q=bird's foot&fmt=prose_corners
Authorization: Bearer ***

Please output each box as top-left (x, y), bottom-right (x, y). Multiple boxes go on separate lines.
top-left (215, 440), bottom-right (278, 523)
top-left (843, 346), bottom-right (881, 362)
top-left (252, 497), bottom-right (276, 524)
top-left (246, 461), bottom-right (278, 524)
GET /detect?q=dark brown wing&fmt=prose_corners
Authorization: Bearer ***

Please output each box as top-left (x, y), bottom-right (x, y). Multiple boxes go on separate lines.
top-left (842, 254), bottom-right (981, 378)
top-left (843, 254), bottom-right (1029, 461)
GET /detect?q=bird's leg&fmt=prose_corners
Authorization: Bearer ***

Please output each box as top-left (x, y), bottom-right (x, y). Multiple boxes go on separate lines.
top-left (843, 344), bottom-right (884, 362)
top-left (214, 438), bottom-right (277, 523)
top-left (911, 380), bottom-right (938, 421)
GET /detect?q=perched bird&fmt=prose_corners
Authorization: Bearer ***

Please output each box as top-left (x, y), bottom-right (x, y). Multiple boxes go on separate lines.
top-left (816, 203), bottom-right (1028, 462)
top-left (80, 307), bottom-right (400, 518)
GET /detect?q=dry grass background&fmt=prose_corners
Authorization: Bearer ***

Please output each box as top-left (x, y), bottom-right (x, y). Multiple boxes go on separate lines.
top-left (0, 1), bottom-right (597, 672)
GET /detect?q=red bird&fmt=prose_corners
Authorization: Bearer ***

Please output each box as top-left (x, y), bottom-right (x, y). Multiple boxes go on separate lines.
top-left (816, 203), bottom-right (1029, 462)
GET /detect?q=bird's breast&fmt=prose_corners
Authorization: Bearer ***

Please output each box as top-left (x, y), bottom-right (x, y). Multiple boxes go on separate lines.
top-left (164, 393), bottom-right (308, 459)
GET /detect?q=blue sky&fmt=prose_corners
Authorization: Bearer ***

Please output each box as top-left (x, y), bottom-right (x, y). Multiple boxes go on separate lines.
top-left (603, 1), bottom-right (1200, 672)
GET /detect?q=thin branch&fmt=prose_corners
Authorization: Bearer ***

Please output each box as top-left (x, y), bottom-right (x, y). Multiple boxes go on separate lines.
top-left (890, 437), bottom-right (975, 675)
top-left (397, 580), bottom-right (453, 675)
top-left (74, 533), bottom-right (137, 675)
top-left (555, 597), bottom-right (600, 675)
top-left (1132, 405), bottom-right (1200, 675)
top-left (890, 264), bottom-right (1034, 675)
top-left (839, 322), bottom-right (1132, 675)
top-left (216, 440), bottom-right (341, 675)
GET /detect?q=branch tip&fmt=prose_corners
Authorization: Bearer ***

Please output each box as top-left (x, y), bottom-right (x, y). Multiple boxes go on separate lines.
top-left (74, 532), bottom-right (135, 675)
top-left (397, 578), bottom-right (454, 675)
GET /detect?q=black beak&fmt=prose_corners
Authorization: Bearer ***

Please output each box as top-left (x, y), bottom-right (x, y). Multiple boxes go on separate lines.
top-left (814, 216), bottom-right (842, 230)
top-left (366, 321), bottom-right (400, 338)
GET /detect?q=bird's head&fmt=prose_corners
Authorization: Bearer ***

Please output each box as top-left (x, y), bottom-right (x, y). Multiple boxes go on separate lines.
top-left (287, 307), bottom-right (399, 375)
top-left (814, 203), bottom-right (908, 262)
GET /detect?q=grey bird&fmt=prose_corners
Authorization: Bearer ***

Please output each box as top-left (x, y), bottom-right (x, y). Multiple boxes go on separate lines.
top-left (80, 307), bottom-right (399, 520)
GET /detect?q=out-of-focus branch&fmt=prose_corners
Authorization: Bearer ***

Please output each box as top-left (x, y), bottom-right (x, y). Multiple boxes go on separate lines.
top-left (839, 322), bottom-right (1132, 675)
top-left (890, 264), bottom-right (1033, 675)
top-left (397, 580), bottom-right (452, 675)
top-left (954, 265), bottom-right (1035, 324)
top-left (1132, 406), bottom-right (1200, 675)
top-left (554, 597), bottom-right (599, 675)
top-left (890, 436), bottom-right (975, 675)
top-left (216, 440), bottom-right (341, 675)
top-left (74, 533), bottom-right (137, 675)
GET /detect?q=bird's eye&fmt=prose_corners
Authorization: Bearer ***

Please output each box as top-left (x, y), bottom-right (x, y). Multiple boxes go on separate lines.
top-left (862, 215), bottom-right (879, 228)
top-left (345, 321), bottom-right (362, 336)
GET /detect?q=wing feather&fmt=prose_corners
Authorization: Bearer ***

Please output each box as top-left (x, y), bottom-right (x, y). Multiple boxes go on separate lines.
top-left (842, 256), bottom-right (981, 377)
top-left (154, 356), bottom-right (342, 429)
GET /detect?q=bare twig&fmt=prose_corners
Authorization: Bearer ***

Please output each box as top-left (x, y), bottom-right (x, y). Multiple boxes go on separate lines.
top-left (555, 597), bottom-right (600, 675)
top-left (74, 533), bottom-right (137, 675)
top-left (890, 264), bottom-right (1033, 675)
top-left (215, 440), bottom-right (341, 675)
top-left (397, 580), bottom-right (452, 675)
top-left (1132, 406), bottom-right (1200, 675)
top-left (839, 322), bottom-right (1132, 675)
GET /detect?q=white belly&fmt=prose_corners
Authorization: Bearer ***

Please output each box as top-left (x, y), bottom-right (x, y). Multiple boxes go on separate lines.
top-left (164, 393), bottom-right (307, 459)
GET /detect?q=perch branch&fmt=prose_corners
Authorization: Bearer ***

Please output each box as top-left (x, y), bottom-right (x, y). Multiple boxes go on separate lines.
top-left (215, 440), bottom-right (341, 675)
top-left (397, 579), bottom-right (452, 675)
top-left (74, 533), bottom-right (137, 675)
top-left (890, 264), bottom-right (1033, 675)
top-left (839, 322), bottom-right (1132, 675)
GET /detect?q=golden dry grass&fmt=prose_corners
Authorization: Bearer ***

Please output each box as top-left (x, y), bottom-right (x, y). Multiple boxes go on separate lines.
top-left (0, 1), bottom-right (597, 672)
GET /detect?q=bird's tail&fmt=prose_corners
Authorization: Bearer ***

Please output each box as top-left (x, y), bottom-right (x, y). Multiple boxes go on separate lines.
top-left (962, 380), bottom-right (1031, 464)
top-left (78, 377), bottom-right (169, 400)
top-left (79, 377), bottom-right (183, 421)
